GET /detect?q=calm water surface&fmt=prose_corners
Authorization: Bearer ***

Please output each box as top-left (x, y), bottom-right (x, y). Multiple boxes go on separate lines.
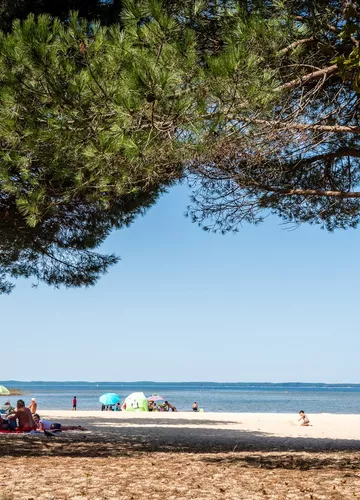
top-left (1, 381), bottom-right (359, 413)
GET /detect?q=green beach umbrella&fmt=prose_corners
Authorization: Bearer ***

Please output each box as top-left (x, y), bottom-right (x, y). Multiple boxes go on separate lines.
top-left (123, 392), bottom-right (149, 412)
top-left (0, 385), bottom-right (10, 396)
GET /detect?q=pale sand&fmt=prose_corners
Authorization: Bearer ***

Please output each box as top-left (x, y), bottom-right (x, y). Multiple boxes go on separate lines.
top-left (37, 411), bottom-right (360, 451)
top-left (2, 412), bottom-right (360, 498)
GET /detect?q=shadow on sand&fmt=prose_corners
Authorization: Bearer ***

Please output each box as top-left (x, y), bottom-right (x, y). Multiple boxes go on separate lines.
top-left (1, 416), bottom-right (360, 464)
top-left (201, 453), bottom-right (360, 471)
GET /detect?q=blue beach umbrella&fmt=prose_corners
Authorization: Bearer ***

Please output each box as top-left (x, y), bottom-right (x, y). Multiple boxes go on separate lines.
top-left (99, 393), bottom-right (121, 406)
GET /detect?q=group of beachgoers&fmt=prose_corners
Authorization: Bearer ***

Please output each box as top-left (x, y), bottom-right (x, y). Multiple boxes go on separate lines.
top-left (148, 400), bottom-right (177, 412)
top-left (0, 397), bottom-right (311, 430)
top-left (0, 398), bottom-right (86, 434)
top-left (101, 400), bottom-right (179, 412)
top-left (100, 398), bottom-right (204, 412)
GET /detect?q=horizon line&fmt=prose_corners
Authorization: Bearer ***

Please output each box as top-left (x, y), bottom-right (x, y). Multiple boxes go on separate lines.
top-left (1, 380), bottom-right (359, 385)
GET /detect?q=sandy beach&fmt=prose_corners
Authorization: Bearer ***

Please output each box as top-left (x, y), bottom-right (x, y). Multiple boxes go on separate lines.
top-left (41, 410), bottom-right (360, 442)
top-left (1, 411), bottom-right (360, 499)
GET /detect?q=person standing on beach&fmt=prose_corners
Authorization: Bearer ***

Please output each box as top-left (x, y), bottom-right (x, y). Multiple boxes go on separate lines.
top-left (28, 398), bottom-right (37, 415)
top-left (72, 396), bottom-right (77, 411)
top-left (192, 402), bottom-right (198, 412)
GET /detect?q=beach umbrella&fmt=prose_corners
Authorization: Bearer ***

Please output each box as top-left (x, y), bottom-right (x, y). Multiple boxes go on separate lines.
top-left (147, 395), bottom-right (164, 401)
top-left (123, 392), bottom-right (149, 412)
top-left (99, 393), bottom-right (121, 406)
top-left (0, 385), bottom-right (10, 396)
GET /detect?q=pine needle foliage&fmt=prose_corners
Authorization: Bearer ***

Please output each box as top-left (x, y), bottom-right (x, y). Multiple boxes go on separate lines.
top-left (0, 3), bottom-right (203, 293)
top-left (1, 0), bottom-right (360, 293)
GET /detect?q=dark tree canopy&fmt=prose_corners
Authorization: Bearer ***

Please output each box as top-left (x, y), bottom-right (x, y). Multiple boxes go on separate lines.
top-left (0, 8), bottom-right (198, 293)
top-left (0, 0), bottom-right (124, 31)
top-left (0, 0), bottom-right (359, 293)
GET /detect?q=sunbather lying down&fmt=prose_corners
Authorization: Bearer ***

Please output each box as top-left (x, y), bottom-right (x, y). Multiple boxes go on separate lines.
top-left (33, 414), bottom-right (87, 432)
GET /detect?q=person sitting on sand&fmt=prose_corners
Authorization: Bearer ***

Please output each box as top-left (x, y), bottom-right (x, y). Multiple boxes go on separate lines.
top-left (1, 400), bottom-right (14, 415)
top-left (7, 399), bottom-right (36, 432)
top-left (33, 414), bottom-right (87, 432)
top-left (192, 402), bottom-right (198, 412)
top-left (28, 398), bottom-right (37, 415)
top-left (298, 410), bottom-right (311, 426)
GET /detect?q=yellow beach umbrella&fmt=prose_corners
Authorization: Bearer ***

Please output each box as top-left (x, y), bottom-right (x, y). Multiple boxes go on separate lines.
top-left (0, 385), bottom-right (10, 396)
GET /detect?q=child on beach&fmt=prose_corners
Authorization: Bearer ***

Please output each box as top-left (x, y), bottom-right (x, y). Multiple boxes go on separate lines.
top-left (72, 396), bottom-right (77, 411)
top-left (298, 410), bottom-right (310, 426)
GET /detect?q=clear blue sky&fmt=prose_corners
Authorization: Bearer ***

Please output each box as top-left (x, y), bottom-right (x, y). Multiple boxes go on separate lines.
top-left (2, 184), bottom-right (359, 383)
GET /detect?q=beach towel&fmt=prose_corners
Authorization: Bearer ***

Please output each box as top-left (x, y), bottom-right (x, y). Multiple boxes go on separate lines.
top-left (0, 429), bottom-right (26, 434)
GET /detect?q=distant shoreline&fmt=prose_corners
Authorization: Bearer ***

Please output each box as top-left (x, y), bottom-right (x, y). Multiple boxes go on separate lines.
top-left (1, 380), bottom-right (360, 386)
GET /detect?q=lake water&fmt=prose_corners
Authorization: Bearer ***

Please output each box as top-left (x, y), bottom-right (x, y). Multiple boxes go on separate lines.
top-left (1, 381), bottom-right (360, 413)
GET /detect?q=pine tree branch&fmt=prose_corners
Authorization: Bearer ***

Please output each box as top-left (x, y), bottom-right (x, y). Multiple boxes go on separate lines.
top-left (274, 188), bottom-right (360, 199)
top-left (247, 183), bottom-right (360, 199)
top-left (305, 147), bottom-right (360, 161)
top-left (275, 64), bottom-right (339, 91)
top-left (248, 118), bottom-right (360, 133)
top-left (278, 37), bottom-right (315, 55)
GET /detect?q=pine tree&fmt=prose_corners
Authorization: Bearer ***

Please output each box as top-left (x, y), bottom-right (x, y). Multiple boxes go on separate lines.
top-left (187, 1), bottom-right (360, 232)
top-left (0, 1), bottom-right (360, 293)
top-left (0, 6), bottom-right (203, 292)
